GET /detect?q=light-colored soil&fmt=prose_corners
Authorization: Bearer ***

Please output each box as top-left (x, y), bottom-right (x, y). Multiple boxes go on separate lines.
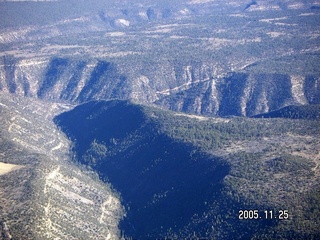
top-left (0, 162), bottom-right (23, 176)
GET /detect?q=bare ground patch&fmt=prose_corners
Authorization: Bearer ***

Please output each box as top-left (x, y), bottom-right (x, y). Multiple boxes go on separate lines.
top-left (0, 162), bottom-right (23, 176)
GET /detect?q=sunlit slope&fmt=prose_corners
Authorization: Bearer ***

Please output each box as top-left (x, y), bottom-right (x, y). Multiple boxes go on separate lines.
top-left (1, 55), bottom-right (319, 116)
top-left (0, 93), bottom-right (124, 240)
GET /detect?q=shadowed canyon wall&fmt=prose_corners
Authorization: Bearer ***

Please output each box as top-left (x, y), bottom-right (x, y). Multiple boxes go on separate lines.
top-left (1, 56), bottom-right (319, 116)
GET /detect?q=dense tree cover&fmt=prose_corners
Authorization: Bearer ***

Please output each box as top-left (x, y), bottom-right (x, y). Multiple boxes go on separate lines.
top-left (150, 106), bottom-right (319, 150)
top-left (253, 104), bottom-right (320, 120)
top-left (55, 100), bottom-right (320, 239)
top-left (155, 109), bottom-right (320, 239)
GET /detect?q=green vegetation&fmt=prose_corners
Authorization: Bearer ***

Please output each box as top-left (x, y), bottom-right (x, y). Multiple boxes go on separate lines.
top-left (254, 104), bottom-right (320, 120)
top-left (55, 100), bottom-right (320, 239)
top-left (149, 107), bottom-right (320, 239)
top-left (266, 154), bottom-right (315, 173)
top-left (148, 105), bottom-right (318, 149)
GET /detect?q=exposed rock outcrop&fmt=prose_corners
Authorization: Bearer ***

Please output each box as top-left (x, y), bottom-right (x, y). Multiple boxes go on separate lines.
top-left (1, 56), bottom-right (319, 116)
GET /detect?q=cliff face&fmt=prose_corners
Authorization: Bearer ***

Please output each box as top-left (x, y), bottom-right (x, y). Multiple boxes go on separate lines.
top-left (1, 56), bottom-right (319, 116)
top-left (1, 0), bottom-right (319, 117)
top-left (157, 72), bottom-right (320, 116)
top-left (0, 56), bottom-right (130, 102)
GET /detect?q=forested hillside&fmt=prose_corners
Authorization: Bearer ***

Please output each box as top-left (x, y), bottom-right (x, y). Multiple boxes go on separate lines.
top-left (55, 100), bottom-right (320, 239)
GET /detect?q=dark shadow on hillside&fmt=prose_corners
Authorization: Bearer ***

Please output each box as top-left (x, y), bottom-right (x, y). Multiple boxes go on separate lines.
top-left (54, 100), bottom-right (279, 239)
top-left (100, 134), bottom-right (229, 238)
top-left (54, 100), bottom-right (230, 238)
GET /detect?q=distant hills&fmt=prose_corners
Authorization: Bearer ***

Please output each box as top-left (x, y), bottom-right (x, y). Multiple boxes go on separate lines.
top-left (1, 55), bottom-right (320, 117)
top-left (1, 0), bottom-right (320, 117)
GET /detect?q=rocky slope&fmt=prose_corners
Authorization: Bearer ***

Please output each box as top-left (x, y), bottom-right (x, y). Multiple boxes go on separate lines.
top-left (1, 0), bottom-right (320, 117)
top-left (1, 56), bottom-right (319, 116)
top-left (0, 93), bottom-right (124, 240)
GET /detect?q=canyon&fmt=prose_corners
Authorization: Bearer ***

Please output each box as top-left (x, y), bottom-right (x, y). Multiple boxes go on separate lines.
top-left (0, 0), bottom-right (319, 239)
